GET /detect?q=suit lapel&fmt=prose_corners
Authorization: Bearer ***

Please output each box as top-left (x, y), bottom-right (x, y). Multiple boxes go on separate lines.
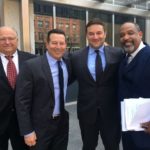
top-left (103, 46), bottom-right (112, 72)
top-left (18, 50), bottom-right (27, 70)
top-left (124, 49), bottom-right (145, 73)
top-left (121, 48), bottom-right (149, 84)
top-left (82, 47), bottom-right (95, 82)
top-left (41, 54), bottom-right (54, 96)
top-left (0, 57), bottom-right (8, 79)
top-left (0, 57), bottom-right (13, 89)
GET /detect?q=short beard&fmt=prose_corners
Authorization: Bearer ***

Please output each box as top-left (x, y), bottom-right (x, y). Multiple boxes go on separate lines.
top-left (123, 43), bottom-right (135, 54)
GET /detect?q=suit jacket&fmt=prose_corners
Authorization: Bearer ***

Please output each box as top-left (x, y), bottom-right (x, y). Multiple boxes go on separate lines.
top-left (15, 54), bottom-right (71, 136)
top-left (0, 50), bottom-right (35, 135)
top-left (70, 46), bottom-right (123, 135)
top-left (118, 45), bottom-right (150, 148)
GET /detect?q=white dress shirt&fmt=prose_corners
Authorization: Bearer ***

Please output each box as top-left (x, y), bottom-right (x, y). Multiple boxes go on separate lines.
top-left (0, 50), bottom-right (19, 75)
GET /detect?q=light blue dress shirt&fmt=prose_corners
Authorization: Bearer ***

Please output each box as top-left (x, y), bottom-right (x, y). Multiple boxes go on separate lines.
top-left (46, 52), bottom-right (68, 116)
top-left (87, 45), bottom-right (106, 81)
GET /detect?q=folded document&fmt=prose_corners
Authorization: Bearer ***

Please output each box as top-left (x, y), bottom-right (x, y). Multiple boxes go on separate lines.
top-left (121, 98), bottom-right (150, 131)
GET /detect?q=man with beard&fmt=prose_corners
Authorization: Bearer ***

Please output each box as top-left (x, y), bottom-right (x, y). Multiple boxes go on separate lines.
top-left (118, 22), bottom-right (150, 150)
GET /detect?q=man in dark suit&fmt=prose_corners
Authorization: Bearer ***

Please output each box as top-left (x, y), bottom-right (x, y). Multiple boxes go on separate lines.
top-left (15, 29), bottom-right (71, 150)
top-left (118, 22), bottom-right (150, 150)
top-left (0, 26), bottom-right (35, 150)
top-left (70, 19), bottom-right (123, 150)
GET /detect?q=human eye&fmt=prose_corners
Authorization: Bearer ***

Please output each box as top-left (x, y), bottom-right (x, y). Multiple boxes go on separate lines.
top-left (0, 38), bottom-right (5, 42)
top-left (51, 41), bottom-right (57, 45)
top-left (60, 42), bottom-right (65, 46)
top-left (0, 37), bottom-right (16, 42)
top-left (8, 37), bottom-right (16, 41)
top-left (88, 32), bottom-right (94, 36)
top-left (128, 31), bottom-right (134, 35)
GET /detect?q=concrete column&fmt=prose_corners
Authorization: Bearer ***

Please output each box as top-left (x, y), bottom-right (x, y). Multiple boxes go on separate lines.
top-left (145, 19), bottom-right (150, 44)
top-left (21, 0), bottom-right (31, 52)
top-left (0, 0), bottom-right (4, 25)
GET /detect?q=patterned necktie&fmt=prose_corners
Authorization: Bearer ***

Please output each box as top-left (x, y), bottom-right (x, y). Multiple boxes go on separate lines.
top-left (95, 50), bottom-right (103, 82)
top-left (57, 60), bottom-right (65, 113)
top-left (5, 56), bottom-right (17, 89)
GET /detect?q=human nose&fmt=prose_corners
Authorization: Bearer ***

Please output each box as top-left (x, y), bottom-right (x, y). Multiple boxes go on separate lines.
top-left (122, 34), bottom-right (130, 40)
top-left (56, 43), bottom-right (62, 48)
top-left (5, 39), bottom-right (11, 44)
top-left (92, 33), bottom-right (99, 39)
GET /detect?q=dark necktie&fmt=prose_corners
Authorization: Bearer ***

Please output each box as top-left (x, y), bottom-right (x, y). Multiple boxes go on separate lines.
top-left (126, 54), bottom-right (132, 64)
top-left (95, 50), bottom-right (103, 82)
top-left (57, 61), bottom-right (65, 113)
top-left (5, 56), bottom-right (17, 89)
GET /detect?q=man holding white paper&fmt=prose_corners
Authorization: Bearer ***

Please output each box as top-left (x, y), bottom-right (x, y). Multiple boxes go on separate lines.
top-left (118, 22), bottom-right (150, 150)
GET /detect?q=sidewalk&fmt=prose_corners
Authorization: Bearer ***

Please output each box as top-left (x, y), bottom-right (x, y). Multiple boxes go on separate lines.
top-left (66, 102), bottom-right (103, 150)
top-left (9, 102), bottom-right (122, 150)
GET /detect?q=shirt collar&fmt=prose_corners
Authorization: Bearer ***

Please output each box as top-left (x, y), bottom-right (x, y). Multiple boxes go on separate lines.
top-left (89, 45), bottom-right (105, 55)
top-left (129, 41), bottom-right (145, 58)
top-left (46, 51), bottom-right (63, 65)
top-left (0, 50), bottom-right (18, 57)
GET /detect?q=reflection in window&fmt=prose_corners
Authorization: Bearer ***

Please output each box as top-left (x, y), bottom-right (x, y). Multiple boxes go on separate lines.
top-left (38, 32), bottom-right (43, 40)
top-left (34, 2), bottom-right (53, 15)
top-left (89, 10), bottom-right (112, 46)
top-left (58, 23), bottom-right (63, 29)
top-left (34, 2), bottom-right (53, 55)
top-left (38, 20), bottom-right (43, 28)
top-left (136, 17), bottom-right (146, 41)
top-left (72, 24), bottom-right (76, 31)
top-left (56, 5), bottom-right (86, 52)
top-left (105, 0), bottom-right (113, 4)
top-left (45, 21), bottom-right (49, 28)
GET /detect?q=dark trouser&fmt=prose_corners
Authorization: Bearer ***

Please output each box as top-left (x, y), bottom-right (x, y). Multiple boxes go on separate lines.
top-left (0, 113), bottom-right (28, 150)
top-left (31, 111), bottom-right (69, 150)
top-left (122, 131), bottom-right (150, 150)
top-left (79, 110), bottom-right (120, 150)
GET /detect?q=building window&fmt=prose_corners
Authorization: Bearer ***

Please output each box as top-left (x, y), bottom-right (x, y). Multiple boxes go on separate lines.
top-left (56, 5), bottom-right (86, 51)
top-left (72, 24), bottom-right (76, 31)
top-left (38, 32), bottom-right (43, 40)
top-left (45, 21), bottom-right (49, 28)
top-left (65, 24), bottom-right (69, 33)
top-left (38, 20), bottom-right (43, 28)
top-left (58, 23), bottom-right (63, 29)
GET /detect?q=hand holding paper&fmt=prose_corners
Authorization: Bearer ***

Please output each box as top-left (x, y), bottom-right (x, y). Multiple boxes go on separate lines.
top-left (141, 121), bottom-right (150, 134)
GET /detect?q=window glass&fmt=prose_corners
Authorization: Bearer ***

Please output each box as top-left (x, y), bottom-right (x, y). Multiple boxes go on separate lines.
top-left (136, 17), bottom-right (146, 41)
top-left (38, 20), bottom-right (43, 28)
top-left (34, 2), bottom-right (53, 55)
top-left (56, 5), bottom-right (86, 52)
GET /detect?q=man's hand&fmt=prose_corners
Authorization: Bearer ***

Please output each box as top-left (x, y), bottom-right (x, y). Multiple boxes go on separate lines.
top-left (24, 132), bottom-right (37, 147)
top-left (141, 121), bottom-right (150, 134)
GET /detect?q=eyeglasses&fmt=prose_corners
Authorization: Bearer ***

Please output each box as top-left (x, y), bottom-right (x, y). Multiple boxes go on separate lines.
top-left (0, 37), bottom-right (17, 42)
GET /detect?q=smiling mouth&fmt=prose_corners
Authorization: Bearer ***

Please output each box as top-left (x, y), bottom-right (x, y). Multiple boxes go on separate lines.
top-left (124, 41), bottom-right (133, 47)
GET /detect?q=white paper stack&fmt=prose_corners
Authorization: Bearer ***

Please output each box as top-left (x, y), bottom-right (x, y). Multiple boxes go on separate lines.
top-left (121, 98), bottom-right (150, 131)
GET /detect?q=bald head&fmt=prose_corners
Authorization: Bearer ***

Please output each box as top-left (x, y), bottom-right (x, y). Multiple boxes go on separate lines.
top-left (0, 26), bottom-right (18, 56)
top-left (0, 26), bottom-right (18, 36)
